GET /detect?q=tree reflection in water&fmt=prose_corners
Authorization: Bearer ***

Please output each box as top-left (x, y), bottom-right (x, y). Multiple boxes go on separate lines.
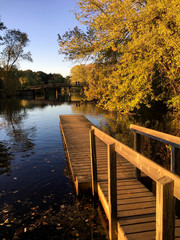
top-left (0, 98), bottom-right (108, 240)
top-left (0, 142), bottom-right (12, 174)
top-left (0, 98), bottom-right (179, 239)
top-left (0, 98), bottom-right (36, 175)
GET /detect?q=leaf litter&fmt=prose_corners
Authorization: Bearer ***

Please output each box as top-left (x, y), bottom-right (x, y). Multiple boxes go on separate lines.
top-left (0, 194), bottom-right (108, 240)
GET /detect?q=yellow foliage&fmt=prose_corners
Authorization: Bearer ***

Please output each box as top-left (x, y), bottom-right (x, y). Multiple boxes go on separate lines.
top-left (59, 0), bottom-right (180, 112)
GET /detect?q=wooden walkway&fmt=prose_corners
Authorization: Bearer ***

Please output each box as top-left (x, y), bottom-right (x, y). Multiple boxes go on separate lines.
top-left (59, 115), bottom-right (180, 240)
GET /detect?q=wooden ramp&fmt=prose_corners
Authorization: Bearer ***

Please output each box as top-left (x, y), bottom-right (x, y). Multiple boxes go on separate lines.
top-left (59, 115), bottom-right (180, 240)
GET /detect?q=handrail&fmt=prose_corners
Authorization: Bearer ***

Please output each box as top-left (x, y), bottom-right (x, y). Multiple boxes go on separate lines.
top-left (130, 124), bottom-right (180, 149)
top-left (130, 124), bottom-right (180, 174)
top-left (90, 125), bottom-right (178, 239)
top-left (91, 125), bottom-right (180, 200)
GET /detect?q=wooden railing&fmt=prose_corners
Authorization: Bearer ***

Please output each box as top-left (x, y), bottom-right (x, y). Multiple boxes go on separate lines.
top-left (130, 124), bottom-right (180, 174)
top-left (89, 125), bottom-right (180, 240)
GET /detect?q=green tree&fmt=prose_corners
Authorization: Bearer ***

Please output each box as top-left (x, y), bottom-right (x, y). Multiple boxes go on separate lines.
top-left (1, 29), bottom-right (32, 71)
top-left (36, 71), bottom-right (48, 84)
top-left (48, 73), bottom-right (65, 84)
top-left (0, 29), bottom-right (33, 94)
top-left (21, 70), bottom-right (35, 86)
top-left (0, 17), bottom-right (6, 89)
top-left (17, 70), bottom-right (67, 89)
top-left (0, 17), bottom-right (6, 42)
top-left (65, 75), bottom-right (71, 84)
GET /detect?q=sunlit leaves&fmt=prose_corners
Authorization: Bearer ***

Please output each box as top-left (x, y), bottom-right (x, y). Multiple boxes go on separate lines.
top-left (58, 26), bottom-right (95, 61)
top-left (59, 0), bottom-right (180, 112)
top-left (70, 64), bottom-right (88, 83)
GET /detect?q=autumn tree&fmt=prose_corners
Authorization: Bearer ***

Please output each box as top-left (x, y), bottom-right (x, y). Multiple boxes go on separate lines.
top-left (70, 64), bottom-right (87, 84)
top-left (58, 0), bottom-right (180, 112)
top-left (112, 0), bottom-right (180, 111)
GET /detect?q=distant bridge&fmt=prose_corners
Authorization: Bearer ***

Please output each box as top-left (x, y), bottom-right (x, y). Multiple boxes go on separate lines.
top-left (26, 82), bottom-right (87, 90)
top-left (22, 82), bottom-right (88, 99)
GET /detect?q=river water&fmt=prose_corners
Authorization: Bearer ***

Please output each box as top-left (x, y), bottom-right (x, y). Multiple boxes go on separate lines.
top-left (0, 95), bottom-right (180, 239)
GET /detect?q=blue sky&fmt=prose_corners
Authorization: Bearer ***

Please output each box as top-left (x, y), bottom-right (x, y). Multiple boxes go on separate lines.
top-left (0, 0), bottom-right (82, 77)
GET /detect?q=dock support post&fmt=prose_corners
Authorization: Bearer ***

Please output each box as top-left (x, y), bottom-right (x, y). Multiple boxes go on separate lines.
top-left (134, 132), bottom-right (141, 180)
top-left (44, 87), bottom-right (48, 99)
top-left (108, 143), bottom-right (117, 240)
top-left (89, 129), bottom-right (97, 196)
top-left (156, 176), bottom-right (175, 240)
top-left (56, 89), bottom-right (59, 99)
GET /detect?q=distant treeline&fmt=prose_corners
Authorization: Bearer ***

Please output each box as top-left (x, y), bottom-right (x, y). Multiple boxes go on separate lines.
top-left (0, 68), bottom-right (70, 95)
top-left (18, 70), bottom-right (69, 88)
top-left (0, 17), bottom-right (69, 95)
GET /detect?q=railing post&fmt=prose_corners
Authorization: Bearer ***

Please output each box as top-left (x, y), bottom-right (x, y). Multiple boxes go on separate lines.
top-left (171, 146), bottom-right (180, 174)
top-left (134, 132), bottom-right (141, 180)
top-left (156, 176), bottom-right (175, 240)
top-left (108, 143), bottom-right (117, 240)
top-left (171, 146), bottom-right (180, 216)
top-left (89, 129), bottom-right (97, 196)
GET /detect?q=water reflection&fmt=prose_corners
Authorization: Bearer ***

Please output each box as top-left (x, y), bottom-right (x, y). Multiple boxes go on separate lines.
top-left (0, 96), bottom-right (108, 239)
top-left (0, 142), bottom-right (12, 174)
top-left (0, 98), bottom-right (36, 175)
top-left (0, 95), bottom-right (180, 239)
top-left (33, 89), bottom-right (83, 103)
top-left (1, 97), bottom-right (179, 173)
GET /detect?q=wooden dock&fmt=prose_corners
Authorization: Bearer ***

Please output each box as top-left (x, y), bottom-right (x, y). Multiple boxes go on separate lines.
top-left (59, 115), bottom-right (180, 240)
